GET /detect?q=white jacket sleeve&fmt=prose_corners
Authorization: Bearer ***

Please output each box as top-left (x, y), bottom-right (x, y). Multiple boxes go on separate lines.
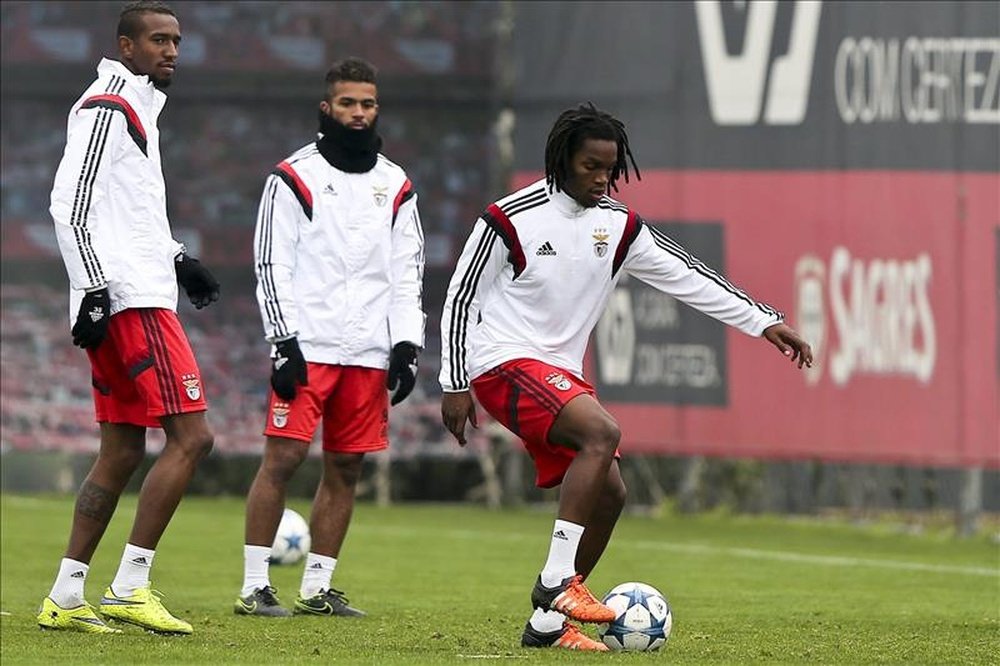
top-left (254, 174), bottom-right (302, 342)
top-left (438, 218), bottom-right (507, 392)
top-left (389, 192), bottom-right (426, 348)
top-left (49, 105), bottom-right (124, 292)
top-left (623, 221), bottom-right (783, 337)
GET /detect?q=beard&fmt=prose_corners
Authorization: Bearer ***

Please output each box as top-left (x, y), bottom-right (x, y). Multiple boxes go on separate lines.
top-left (151, 75), bottom-right (172, 90)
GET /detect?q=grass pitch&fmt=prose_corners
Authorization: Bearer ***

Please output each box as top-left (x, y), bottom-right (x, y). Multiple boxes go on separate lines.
top-left (1, 493), bottom-right (997, 664)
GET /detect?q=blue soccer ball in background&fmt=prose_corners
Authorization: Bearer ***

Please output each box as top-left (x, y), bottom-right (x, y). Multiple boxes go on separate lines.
top-left (596, 581), bottom-right (673, 651)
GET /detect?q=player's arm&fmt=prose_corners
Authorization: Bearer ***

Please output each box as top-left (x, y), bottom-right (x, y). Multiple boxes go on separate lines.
top-left (50, 105), bottom-right (125, 294)
top-left (253, 172), bottom-right (312, 400)
top-left (623, 218), bottom-right (812, 368)
top-left (49, 105), bottom-right (127, 348)
top-left (387, 185), bottom-right (425, 406)
top-left (439, 217), bottom-right (506, 444)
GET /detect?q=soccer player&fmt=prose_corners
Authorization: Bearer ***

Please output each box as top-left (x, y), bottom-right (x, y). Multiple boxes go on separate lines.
top-left (439, 103), bottom-right (813, 651)
top-left (235, 57), bottom-right (425, 618)
top-left (39, 1), bottom-right (220, 635)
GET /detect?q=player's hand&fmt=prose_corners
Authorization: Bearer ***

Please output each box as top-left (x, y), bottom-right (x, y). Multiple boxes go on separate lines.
top-left (271, 337), bottom-right (308, 401)
top-left (763, 322), bottom-right (813, 369)
top-left (386, 342), bottom-right (419, 406)
top-left (441, 390), bottom-right (478, 446)
top-left (71, 287), bottom-right (111, 349)
top-left (175, 253), bottom-right (220, 309)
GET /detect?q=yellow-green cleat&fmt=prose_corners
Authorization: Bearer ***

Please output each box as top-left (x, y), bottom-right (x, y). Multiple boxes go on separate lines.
top-left (37, 597), bottom-right (121, 634)
top-left (99, 585), bottom-right (192, 635)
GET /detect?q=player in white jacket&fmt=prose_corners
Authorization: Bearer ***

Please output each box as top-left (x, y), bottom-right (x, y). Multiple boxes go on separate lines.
top-left (236, 57), bottom-right (425, 618)
top-left (39, 1), bottom-right (220, 636)
top-left (440, 104), bottom-right (812, 651)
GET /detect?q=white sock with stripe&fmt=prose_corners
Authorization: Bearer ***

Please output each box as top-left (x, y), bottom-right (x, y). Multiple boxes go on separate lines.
top-left (241, 545), bottom-right (273, 597)
top-left (49, 558), bottom-right (89, 608)
top-left (539, 519), bottom-right (584, 588)
top-left (300, 553), bottom-right (337, 599)
top-left (110, 543), bottom-right (155, 597)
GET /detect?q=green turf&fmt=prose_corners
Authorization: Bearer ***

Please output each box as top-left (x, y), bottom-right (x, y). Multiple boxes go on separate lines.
top-left (1, 494), bottom-right (997, 664)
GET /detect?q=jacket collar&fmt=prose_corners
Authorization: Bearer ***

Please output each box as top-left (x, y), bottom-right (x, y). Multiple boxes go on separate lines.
top-left (97, 58), bottom-right (167, 115)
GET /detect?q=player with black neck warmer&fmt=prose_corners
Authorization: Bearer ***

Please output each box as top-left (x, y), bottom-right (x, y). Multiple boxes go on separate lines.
top-left (237, 57), bottom-right (425, 619)
top-left (316, 109), bottom-right (382, 173)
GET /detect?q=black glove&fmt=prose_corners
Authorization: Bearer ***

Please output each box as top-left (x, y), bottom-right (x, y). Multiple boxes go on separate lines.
top-left (271, 337), bottom-right (308, 401)
top-left (175, 253), bottom-right (220, 309)
top-left (71, 287), bottom-right (111, 349)
top-left (387, 342), bottom-right (419, 406)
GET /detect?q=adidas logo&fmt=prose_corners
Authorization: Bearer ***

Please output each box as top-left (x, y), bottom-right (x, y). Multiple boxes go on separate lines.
top-left (88, 306), bottom-right (104, 322)
top-left (132, 556), bottom-right (149, 565)
top-left (536, 241), bottom-right (557, 256)
top-left (309, 562), bottom-right (324, 569)
top-left (70, 571), bottom-right (86, 578)
top-left (553, 529), bottom-right (568, 540)
top-left (323, 183), bottom-right (337, 196)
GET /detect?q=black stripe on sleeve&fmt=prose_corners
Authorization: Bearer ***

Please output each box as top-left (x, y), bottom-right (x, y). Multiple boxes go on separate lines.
top-left (447, 225), bottom-right (499, 389)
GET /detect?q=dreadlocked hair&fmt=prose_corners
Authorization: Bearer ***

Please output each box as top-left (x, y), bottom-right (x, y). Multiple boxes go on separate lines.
top-left (544, 102), bottom-right (640, 195)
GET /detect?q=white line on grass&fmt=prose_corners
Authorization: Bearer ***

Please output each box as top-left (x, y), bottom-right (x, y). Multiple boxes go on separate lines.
top-left (359, 525), bottom-right (998, 578)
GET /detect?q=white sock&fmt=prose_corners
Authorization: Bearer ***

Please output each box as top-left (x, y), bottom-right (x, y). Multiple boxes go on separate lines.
top-left (299, 552), bottom-right (336, 599)
top-left (539, 519), bottom-right (584, 588)
top-left (49, 558), bottom-right (89, 608)
top-left (529, 608), bottom-right (566, 633)
top-left (110, 543), bottom-right (155, 597)
top-left (241, 545), bottom-right (273, 597)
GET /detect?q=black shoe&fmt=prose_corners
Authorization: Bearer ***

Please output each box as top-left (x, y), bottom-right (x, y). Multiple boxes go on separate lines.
top-left (294, 588), bottom-right (366, 617)
top-left (521, 621), bottom-right (609, 651)
top-left (234, 586), bottom-right (292, 617)
top-left (530, 574), bottom-right (616, 623)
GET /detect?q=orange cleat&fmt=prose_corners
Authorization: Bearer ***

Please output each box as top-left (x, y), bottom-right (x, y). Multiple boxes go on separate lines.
top-left (521, 621), bottom-right (609, 651)
top-left (530, 574), bottom-right (616, 624)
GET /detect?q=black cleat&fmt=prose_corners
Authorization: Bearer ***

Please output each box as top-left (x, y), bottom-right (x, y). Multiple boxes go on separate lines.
top-left (521, 621), bottom-right (609, 651)
top-left (234, 586), bottom-right (292, 617)
top-left (294, 588), bottom-right (366, 617)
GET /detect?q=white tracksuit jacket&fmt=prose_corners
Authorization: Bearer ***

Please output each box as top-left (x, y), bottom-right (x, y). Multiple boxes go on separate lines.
top-left (439, 179), bottom-right (783, 391)
top-left (50, 58), bottom-right (183, 322)
top-left (253, 142), bottom-right (425, 368)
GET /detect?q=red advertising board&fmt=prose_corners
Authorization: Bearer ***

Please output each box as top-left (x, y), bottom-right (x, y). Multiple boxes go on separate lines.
top-left (514, 170), bottom-right (1000, 468)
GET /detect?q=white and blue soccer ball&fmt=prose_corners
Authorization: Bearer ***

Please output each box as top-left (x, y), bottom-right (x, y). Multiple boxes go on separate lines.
top-left (596, 581), bottom-right (673, 651)
top-left (270, 508), bottom-right (311, 565)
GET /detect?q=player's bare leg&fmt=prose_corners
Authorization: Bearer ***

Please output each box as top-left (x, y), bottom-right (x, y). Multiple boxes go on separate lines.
top-left (293, 451), bottom-right (366, 617)
top-left (65, 423), bottom-right (147, 563)
top-left (126, 411), bottom-right (214, 548)
top-left (310, 451), bottom-right (363, 557)
top-left (99, 411), bottom-right (212, 634)
top-left (549, 395), bottom-right (621, 526)
top-left (575, 459), bottom-right (626, 581)
top-left (236, 435), bottom-right (308, 617)
top-left (528, 395), bottom-right (618, 624)
top-left (39, 423), bottom-right (146, 633)
top-left (244, 436), bottom-right (310, 546)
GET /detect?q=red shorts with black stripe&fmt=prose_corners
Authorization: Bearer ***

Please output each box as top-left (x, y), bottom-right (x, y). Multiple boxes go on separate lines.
top-left (263, 364), bottom-right (388, 454)
top-left (471, 358), bottom-right (599, 489)
top-left (87, 308), bottom-right (207, 427)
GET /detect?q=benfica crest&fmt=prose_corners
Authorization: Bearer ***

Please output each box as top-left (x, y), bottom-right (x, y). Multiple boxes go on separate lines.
top-left (181, 374), bottom-right (201, 400)
top-left (272, 403), bottom-right (290, 428)
top-left (372, 185), bottom-right (388, 207)
top-left (545, 372), bottom-right (572, 391)
top-left (593, 229), bottom-right (610, 258)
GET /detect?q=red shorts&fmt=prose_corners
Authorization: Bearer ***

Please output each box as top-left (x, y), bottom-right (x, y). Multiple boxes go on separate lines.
top-left (264, 364), bottom-right (388, 453)
top-left (472, 358), bottom-right (599, 489)
top-left (87, 308), bottom-right (207, 428)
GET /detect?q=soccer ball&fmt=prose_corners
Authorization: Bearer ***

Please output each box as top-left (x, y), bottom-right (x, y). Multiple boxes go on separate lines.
top-left (596, 581), bottom-right (672, 651)
top-left (270, 508), bottom-right (311, 565)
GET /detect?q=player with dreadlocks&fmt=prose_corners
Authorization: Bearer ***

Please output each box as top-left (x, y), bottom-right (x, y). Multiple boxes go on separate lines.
top-left (439, 103), bottom-right (811, 651)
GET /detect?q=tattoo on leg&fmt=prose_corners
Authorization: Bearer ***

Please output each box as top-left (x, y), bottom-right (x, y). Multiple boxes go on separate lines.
top-left (76, 480), bottom-right (119, 524)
